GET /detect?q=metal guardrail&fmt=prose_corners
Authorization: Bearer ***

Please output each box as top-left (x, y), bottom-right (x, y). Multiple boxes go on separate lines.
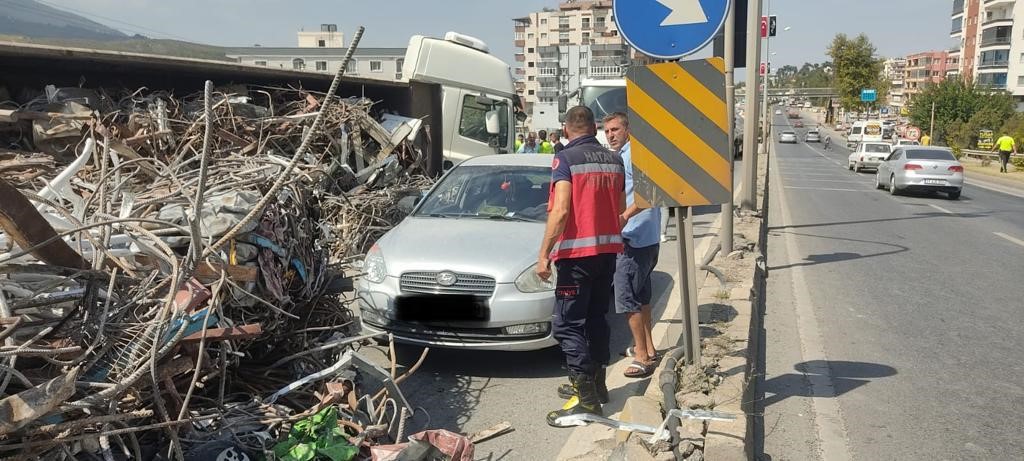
top-left (961, 149), bottom-right (1024, 160)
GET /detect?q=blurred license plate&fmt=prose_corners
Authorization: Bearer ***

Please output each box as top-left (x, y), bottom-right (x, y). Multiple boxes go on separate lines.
top-left (925, 179), bottom-right (944, 185)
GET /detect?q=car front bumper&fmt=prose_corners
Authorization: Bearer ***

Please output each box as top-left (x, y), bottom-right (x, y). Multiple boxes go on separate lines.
top-left (356, 276), bottom-right (558, 351)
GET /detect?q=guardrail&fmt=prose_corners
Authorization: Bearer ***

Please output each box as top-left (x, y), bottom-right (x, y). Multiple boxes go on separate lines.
top-left (961, 149), bottom-right (1024, 160)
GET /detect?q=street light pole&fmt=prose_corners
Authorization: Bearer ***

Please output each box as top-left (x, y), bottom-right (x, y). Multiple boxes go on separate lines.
top-left (741, 0), bottom-right (763, 210)
top-left (721, 0), bottom-right (736, 254)
top-left (760, 1), bottom-right (772, 156)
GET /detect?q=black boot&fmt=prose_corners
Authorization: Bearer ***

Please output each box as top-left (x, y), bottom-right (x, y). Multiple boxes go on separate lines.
top-left (556, 367), bottom-right (608, 403)
top-left (547, 371), bottom-right (603, 428)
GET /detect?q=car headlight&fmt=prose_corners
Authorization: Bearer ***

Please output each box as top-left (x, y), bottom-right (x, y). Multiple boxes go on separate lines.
top-left (362, 245), bottom-right (387, 284)
top-left (515, 263), bottom-right (556, 293)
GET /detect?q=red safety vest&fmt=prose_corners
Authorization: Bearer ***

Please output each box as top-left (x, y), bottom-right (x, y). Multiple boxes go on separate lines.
top-left (549, 136), bottom-right (625, 261)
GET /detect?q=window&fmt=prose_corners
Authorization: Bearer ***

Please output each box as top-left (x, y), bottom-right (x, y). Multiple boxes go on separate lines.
top-left (396, 58), bottom-right (404, 80)
top-left (528, 76), bottom-right (535, 81)
top-left (582, 17), bottom-right (591, 28)
top-left (560, 52), bottom-right (568, 60)
top-left (292, 58), bottom-right (305, 70)
top-left (528, 47), bottom-right (535, 53)
top-left (580, 51), bottom-right (588, 61)
top-left (1017, 75), bottom-right (1024, 86)
top-left (457, 94), bottom-right (510, 147)
top-left (583, 32), bottom-right (591, 42)
top-left (370, 60), bottom-right (382, 72)
top-left (318, 39), bottom-right (326, 47)
top-left (528, 61), bottom-right (535, 67)
top-left (1019, 53), bottom-right (1024, 64)
top-left (528, 33), bottom-right (534, 39)
top-left (315, 61), bottom-right (328, 71)
top-left (541, 18), bottom-right (547, 25)
top-left (541, 33), bottom-right (548, 39)
top-left (254, 60), bottom-right (267, 66)
top-left (528, 90), bottom-right (535, 95)
top-left (345, 60), bottom-right (357, 73)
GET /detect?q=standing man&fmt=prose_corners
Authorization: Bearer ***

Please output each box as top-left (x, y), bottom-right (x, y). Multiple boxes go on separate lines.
top-left (515, 133), bottom-right (524, 153)
top-left (993, 132), bottom-right (1017, 173)
top-left (549, 130), bottom-right (565, 153)
top-left (538, 129), bottom-right (555, 154)
top-left (921, 132), bottom-right (932, 146)
top-left (603, 112), bottom-right (661, 378)
top-left (517, 132), bottom-right (538, 153)
top-left (537, 106), bottom-right (625, 427)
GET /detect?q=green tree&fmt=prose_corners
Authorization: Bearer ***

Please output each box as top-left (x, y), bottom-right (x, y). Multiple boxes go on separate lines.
top-left (827, 34), bottom-right (886, 110)
top-left (908, 78), bottom-right (1015, 144)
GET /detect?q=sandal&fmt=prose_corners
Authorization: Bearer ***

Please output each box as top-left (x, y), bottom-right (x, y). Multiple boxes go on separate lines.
top-left (623, 360), bottom-right (655, 378)
top-left (622, 346), bottom-right (662, 361)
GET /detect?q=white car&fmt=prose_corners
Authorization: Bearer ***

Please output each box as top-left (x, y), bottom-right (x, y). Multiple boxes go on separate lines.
top-left (849, 142), bottom-right (892, 172)
top-left (779, 131), bottom-right (798, 143)
top-left (775, 109), bottom-right (782, 115)
top-left (894, 139), bottom-right (920, 147)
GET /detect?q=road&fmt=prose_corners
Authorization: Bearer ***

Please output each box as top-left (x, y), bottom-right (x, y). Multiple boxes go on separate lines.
top-left (755, 110), bottom-right (1024, 460)
top-left (359, 161), bottom-right (743, 460)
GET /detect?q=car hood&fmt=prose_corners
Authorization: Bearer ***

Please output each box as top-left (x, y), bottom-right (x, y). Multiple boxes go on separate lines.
top-left (375, 216), bottom-right (545, 283)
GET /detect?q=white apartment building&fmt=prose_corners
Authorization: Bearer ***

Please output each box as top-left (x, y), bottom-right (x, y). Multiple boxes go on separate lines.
top-left (226, 24), bottom-right (406, 81)
top-left (952, 0), bottom-right (1024, 108)
top-left (884, 57), bottom-right (907, 113)
top-left (513, 0), bottom-right (634, 130)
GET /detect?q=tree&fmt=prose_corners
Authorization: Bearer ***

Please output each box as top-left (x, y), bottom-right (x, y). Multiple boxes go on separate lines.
top-left (827, 34), bottom-right (886, 111)
top-left (908, 78), bottom-right (1015, 144)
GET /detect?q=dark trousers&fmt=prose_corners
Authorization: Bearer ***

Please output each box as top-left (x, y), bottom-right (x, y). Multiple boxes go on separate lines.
top-left (999, 150), bottom-right (1012, 171)
top-left (553, 254), bottom-right (616, 375)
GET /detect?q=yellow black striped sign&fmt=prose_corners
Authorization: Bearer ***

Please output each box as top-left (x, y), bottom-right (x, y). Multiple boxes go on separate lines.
top-left (627, 58), bottom-right (730, 207)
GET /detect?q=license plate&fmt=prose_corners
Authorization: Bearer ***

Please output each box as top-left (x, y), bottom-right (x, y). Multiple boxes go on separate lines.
top-left (924, 179), bottom-right (944, 185)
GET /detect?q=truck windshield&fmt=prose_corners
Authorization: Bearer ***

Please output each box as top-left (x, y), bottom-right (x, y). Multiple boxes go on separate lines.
top-left (458, 95), bottom-right (511, 149)
top-left (582, 86), bottom-right (627, 125)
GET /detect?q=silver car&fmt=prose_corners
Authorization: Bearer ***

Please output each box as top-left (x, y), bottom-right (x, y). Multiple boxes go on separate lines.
top-left (356, 154), bottom-right (559, 351)
top-left (876, 147), bottom-right (964, 199)
top-left (849, 142), bottom-right (892, 172)
top-left (779, 131), bottom-right (798, 143)
top-left (805, 130), bottom-right (821, 143)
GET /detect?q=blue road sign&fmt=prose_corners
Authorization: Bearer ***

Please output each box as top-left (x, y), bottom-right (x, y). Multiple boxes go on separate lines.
top-left (861, 89), bottom-right (877, 102)
top-left (614, 0), bottom-right (732, 59)
top-left (881, 107), bottom-right (889, 115)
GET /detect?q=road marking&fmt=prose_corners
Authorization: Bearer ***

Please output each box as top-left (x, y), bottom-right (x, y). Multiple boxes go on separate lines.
top-left (966, 178), bottom-right (1024, 199)
top-left (928, 204), bottom-right (955, 215)
top-left (784, 179), bottom-right (869, 183)
top-left (994, 232), bottom-right (1024, 248)
top-left (801, 143), bottom-right (844, 166)
top-left (782, 186), bottom-right (872, 191)
top-left (773, 157), bottom-right (855, 461)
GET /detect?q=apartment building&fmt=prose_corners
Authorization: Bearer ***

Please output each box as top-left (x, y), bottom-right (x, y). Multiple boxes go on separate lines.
top-left (951, 0), bottom-right (1024, 108)
top-left (951, 0), bottom-right (981, 81)
top-left (226, 24), bottom-right (406, 81)
top-left (904, 51), bottom-right (949, 103)
top-left (513, 0), bottom-right (633, 130)
top-left (884, 58), bottom-right (907, 113)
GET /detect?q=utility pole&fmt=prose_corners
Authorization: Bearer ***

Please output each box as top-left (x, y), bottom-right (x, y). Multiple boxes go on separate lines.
top-left (760, 0), bottom-right (771, 156)
top-left (741, 0), bottom-right (763, 210)
top-left (721, 0), bottom-right (736, 253)
top-left (929, 101), bottom-right (936, 138)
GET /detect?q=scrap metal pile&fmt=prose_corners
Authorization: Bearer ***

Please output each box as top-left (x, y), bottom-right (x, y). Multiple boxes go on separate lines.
top-left (0, 36), bottom-right (449, 460)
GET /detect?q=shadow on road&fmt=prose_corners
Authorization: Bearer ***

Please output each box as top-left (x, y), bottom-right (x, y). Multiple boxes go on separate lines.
top-left (768, 210), bottom-right (992, 232)
top-left (767, 230), bottom-right (910, 271)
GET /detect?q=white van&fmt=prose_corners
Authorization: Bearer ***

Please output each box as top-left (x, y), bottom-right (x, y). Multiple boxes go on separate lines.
top-left (847, 120), bottom-right (884, 147)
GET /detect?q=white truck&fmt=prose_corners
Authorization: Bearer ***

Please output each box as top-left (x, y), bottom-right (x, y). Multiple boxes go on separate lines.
top-left (559, 78), bottom-right (627, 147)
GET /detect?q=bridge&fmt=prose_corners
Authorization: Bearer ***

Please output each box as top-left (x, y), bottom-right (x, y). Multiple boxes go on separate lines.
top-left (735, 87), bottom-right (839, 98)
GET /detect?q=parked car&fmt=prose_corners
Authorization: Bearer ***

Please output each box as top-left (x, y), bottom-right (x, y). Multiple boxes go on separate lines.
top-left (805, 130), bottom-right (821, 143)
top-left (779, 131), bottom-right (798, 143)
top-left (849, 142), bottom-right (892, 172)
top-left (894, 139), bottom-right (920, 147)
top-left (876, 147), bottom-right (964, 199)
top-left (357, 154), bottom-right (559, 350)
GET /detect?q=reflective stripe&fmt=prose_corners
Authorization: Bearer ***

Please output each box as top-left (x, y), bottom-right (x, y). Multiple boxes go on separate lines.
top-left (569, 163), bottom-right (625, 175)
top-left (555, 234), bottom-right (624, 251)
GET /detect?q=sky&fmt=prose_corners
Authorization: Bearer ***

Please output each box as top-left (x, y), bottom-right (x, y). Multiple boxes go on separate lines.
top-left (51, 0), bottom-right (953, 68)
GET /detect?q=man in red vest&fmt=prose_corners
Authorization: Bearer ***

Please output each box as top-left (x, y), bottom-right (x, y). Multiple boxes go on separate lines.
top-left (536, 106), bottom-right (625, 427)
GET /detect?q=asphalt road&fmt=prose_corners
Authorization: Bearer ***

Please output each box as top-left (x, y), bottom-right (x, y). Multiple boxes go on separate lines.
top-left (359, 160), bottom-right (744, 460)
top-left (755, 110), bottom-right (1024, 460)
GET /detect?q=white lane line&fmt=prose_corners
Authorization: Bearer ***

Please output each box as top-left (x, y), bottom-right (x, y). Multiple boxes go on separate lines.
top-left (784, 179), bottom-right (869, 183)
top-left (928, 204), bottom-right (955, 215)
top-left (966, 178), bottom-right (1024, 199)
top-left (784, 186), bottom-right (870, 192)
top-left (801, 142), bottom-right (844, 166)
top-left (994, 232), bottom-right (1024, 248)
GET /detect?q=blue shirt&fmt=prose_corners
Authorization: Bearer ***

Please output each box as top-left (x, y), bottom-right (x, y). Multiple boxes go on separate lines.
top-left (619, 142), bottom-right (662, 248)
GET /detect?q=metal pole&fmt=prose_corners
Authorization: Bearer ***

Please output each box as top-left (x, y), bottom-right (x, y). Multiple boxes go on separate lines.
top-left (760, 0), bottom-right (771, 154)
top-left (721, 0), bottom-right (735, 254)
top-left (929, 101), bottom-right (936, 139)
top-left (741, 0), bottom-right (763, 210)
top-left (677, 207), bottom-right (701, 366)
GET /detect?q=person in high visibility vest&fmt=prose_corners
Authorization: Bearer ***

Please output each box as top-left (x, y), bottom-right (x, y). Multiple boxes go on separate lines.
top-left (993, 133), bottom-right (1018, 173)
top-left (515, 133), bottom-right (524, 153)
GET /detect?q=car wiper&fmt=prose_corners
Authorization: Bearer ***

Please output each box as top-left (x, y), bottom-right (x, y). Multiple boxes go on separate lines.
top-left (486, 215), bottom-right (534, 222)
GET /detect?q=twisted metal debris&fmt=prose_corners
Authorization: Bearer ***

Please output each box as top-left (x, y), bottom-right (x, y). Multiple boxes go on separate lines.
top-left (0, 26), bottom-right (442, 460)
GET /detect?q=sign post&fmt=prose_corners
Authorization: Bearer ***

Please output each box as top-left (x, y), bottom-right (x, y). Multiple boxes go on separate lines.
top-left (615, 0), bottom-right (732, 366)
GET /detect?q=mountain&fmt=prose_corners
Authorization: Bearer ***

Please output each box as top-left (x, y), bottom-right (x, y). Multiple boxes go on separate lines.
top-left (0, 0), bottom-right (127, 41)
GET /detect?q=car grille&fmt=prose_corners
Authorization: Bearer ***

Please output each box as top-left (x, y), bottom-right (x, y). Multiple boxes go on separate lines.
top-left (399, 271), bottom-right (496, 296)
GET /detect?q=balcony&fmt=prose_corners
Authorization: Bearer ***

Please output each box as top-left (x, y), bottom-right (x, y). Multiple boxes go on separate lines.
top-left (980, 36), bottom-right (1011, 48)
top-left (515, 68), bottom-right (525, 76)
top-left (515, 25), bottom-right (527, 33)
top-left (514, 40), bottom-right (526, 48)
top-left (981, 17), bottom-right (1013, 28)
top-left (978, 59), bottom-right (1009, 69)
top-left (590, 65), bottom-right (621, 77)
top-left (515, 53), bottom-right (526, 62)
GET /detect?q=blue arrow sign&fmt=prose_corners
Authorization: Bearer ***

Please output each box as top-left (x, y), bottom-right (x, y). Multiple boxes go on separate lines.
top-left (861, 89), bottom-right (877, 102)
top-left (614, 0), bottom-right (731, 59)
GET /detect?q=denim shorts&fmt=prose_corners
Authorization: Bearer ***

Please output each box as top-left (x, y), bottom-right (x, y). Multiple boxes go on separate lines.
top-left (613, 242), bottom-right (660, 314)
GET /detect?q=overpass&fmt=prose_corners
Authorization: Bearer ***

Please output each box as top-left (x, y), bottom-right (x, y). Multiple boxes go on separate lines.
top-left (735, 87), bottom-right (838, 98)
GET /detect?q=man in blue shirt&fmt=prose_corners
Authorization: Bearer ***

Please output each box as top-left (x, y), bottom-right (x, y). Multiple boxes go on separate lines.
top-left (604, 112), bottom-right (661, 378)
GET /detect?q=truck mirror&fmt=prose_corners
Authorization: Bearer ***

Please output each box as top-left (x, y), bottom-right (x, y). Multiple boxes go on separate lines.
top-left (485, 110), bottom-right (500, 135)
top-left (515, 111), bottom-right (527, 123)
top-left (557, 94), bottom-right (568, 114)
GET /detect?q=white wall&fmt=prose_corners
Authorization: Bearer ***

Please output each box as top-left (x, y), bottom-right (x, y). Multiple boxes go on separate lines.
top-left (233, 55), bottom-right (404, 81)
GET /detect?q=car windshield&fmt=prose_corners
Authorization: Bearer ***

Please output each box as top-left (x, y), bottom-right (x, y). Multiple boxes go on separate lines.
top-left (906, 149), bottom-right (956, 161)
top-left (415, 165), bottom-right (552, 222)
top-left (863, 144), bottom-right (890, 153)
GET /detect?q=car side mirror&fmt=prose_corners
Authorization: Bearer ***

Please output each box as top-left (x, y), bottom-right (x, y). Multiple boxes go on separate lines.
top-left (485, 110), bottom-right (500, 135)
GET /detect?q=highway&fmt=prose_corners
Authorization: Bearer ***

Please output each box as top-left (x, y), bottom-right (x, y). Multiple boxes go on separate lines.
top-left (755, 110), bottom-right (1024, 460)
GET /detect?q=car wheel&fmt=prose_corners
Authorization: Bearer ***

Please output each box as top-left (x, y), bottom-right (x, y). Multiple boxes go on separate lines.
top-left (889, 174), bottom-right (899, 195)
top-left (848, 162), bottom-right (854, 171)
top-left (854, 163), bottom-right (861, 173)
top-left (947, 189), bottom-right (961, 200)
top-left (875, 174), bottom-right (884, 190)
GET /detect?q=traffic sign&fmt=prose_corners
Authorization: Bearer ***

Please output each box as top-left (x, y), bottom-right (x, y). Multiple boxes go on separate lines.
top-left (905, 126), bottom-right (921, 141)
top-left (626, 58), bottom-right (731, 207)
top-left (769, 15), bottom-right (777, 37)
top-left (760, 15), bottom-right (768, 38)
top-left (861, 88), bottom-right (877, 102)
top-left (759, 62), bottom-right (766, 76)
top-left (615, 0), bottom-right (732, 59)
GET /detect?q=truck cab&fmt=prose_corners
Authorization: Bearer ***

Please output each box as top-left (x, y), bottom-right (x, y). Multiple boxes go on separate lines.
top-left (403, 33), bottom-right (518, 166)
top-left (557, 78), bottom-right (627, 148)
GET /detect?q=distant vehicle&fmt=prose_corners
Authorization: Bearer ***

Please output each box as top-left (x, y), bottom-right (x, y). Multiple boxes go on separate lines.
top-left (894, 139), bottom-right (920, 147)
top-left (787, 109), bottom-right (800, 119)
top-left (848, 142), bottom-right (892, 172)
top-left (780, 131), bottom-right (798, 143)
top-left (793, 120), bottom-right (804, 128)
top-left (876, 147), bottom-right (963, 200)
top-left (803, 102), bottom-right (812, 109)
top-left (357, 154), bottom-right (560, 350)
top-left (835, 122), bottom-right (845, 131)
top-left (775, 109), bottom-right (783, 115)
top-left (847, 120), bottom-right (883, 147)
top-left (805, 130), bottom-right (821, 143)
